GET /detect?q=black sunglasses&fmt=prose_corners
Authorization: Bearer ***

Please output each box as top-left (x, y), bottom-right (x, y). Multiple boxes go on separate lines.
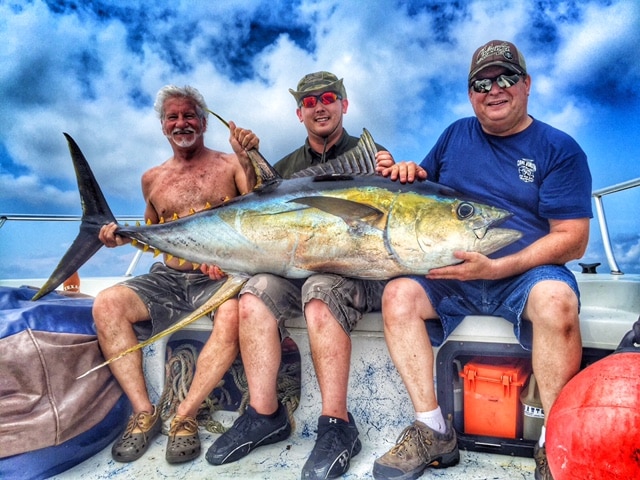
top-left (470, 74), bottom-right (522, 93)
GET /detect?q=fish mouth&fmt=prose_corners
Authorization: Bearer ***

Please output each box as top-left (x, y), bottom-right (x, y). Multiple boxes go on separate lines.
top-left (471, 211), bottom-right (511, 240)
top-left (478, 227), bottom-right (522, 255)
top-left (470, 211), bottom-right (520, 254)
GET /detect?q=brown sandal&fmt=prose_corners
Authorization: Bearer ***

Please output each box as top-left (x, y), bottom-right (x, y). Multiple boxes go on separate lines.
top-left (112, 406), bottom-right (162, 462)
top-left (166, 414), bottom-right (201, 464)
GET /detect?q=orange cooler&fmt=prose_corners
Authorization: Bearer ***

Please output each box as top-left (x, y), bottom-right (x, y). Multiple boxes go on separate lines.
top-left (460, 357), bottom-right (531, 438)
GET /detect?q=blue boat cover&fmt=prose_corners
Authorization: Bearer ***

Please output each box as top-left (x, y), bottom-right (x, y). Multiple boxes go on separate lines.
top-left (0, 286), bottom-right (129, 479)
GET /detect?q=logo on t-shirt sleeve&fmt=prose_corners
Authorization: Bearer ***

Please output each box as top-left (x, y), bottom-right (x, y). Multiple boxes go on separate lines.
top-left (517, 159), bottom-right (536, 183)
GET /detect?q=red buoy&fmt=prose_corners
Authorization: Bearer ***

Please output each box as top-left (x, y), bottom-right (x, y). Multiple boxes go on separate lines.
top-left (546, 351), bottom-right (640, 479)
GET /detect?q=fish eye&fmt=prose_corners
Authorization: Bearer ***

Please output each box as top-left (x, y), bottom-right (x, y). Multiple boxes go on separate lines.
top-left (456, 202), bottom-right (475, 219)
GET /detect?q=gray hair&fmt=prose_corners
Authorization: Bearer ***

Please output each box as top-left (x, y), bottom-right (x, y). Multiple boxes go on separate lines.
top-left (154, 85), bottom-right (209, 120)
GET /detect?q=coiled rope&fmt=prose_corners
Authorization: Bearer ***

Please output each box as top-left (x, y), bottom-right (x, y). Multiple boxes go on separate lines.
top-left (159, 341), bottom-right (300, 433)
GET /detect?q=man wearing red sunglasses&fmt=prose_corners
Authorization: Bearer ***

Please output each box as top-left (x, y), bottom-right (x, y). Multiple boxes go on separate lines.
top-left (206, 71), bottom-right (393, 479)
top-left (275, 71), bottom-right (377, 177)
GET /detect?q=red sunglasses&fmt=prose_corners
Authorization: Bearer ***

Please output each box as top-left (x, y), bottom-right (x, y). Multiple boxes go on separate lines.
top-left (299, 91), bottom-right (342, 108)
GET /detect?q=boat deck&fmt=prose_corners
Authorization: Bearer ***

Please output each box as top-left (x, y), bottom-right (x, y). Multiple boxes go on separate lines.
top-left (42, 271), bottom-right (638, 480)
top-left (55, 428), bottom-right (535, 479)
top-left (54, 326), bottom-right (537, 480)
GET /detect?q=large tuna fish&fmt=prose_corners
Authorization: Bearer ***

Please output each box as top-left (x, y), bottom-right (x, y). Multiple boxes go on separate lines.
top-left (33, 130), bottom-right (521, 376)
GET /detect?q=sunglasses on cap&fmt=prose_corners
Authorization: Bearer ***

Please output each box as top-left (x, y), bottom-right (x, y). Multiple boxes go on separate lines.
top-left (299, 91), bottom-right (342, 108)
top-left (470, 74), bottom-right (522, 93)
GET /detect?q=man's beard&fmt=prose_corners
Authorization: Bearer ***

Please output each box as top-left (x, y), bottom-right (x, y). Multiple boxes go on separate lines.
top-left (168, 127), bottom-right (200, 148)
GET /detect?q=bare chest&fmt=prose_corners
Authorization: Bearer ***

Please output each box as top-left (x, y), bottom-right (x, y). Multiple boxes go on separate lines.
top-left (148, 165), bottom-right (239, 218)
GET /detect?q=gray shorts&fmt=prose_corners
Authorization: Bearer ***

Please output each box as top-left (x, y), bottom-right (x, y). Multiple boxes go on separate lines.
top-left (121, 262), bottom-right (227, 339)
top-left (240, 273), bottom-right (386, 338)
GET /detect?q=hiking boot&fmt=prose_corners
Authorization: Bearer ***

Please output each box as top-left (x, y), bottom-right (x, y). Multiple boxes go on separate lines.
top-left (112, 406), bottom-right (162, 462)
top-left (301, 412), bottom-right (362, 479)
top-left (166, 414), bottom-right (201, 464)
top-left (534, 443), bottom-right (554, 480)
top-left (373, 419), bottom-right (459, 480)
top-left (206, 403), bottom-right (291, 465)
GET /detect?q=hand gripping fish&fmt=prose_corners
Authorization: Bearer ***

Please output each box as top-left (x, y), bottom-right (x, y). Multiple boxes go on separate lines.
top-left (33, 128), bottom-right (521, 378)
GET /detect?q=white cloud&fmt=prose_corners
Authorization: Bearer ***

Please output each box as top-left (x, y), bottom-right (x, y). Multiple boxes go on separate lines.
top-left (552, 1), bottom-right (640, 78)
top-left (0, 172), bottom-right (78, 209)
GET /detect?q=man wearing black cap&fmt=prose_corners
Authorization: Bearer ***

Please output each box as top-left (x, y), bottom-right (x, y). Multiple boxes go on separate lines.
top-left (375, 40), bottom-right (592, 480)
top-left (206, 71), bottom-right (393, 479)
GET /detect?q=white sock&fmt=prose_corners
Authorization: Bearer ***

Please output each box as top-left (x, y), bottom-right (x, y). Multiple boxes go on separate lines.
top-left (415, 406), bottom-right (446, 434)
top-left (538, 425), bottom-right (546, 448)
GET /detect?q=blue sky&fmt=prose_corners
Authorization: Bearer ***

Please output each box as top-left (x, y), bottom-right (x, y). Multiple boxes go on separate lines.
top-left (2, 0), bottom-right (640, 279)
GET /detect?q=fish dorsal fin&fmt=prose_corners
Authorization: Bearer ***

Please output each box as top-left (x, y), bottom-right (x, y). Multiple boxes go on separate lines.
top-left (291, 195), bottom-right (384, 229)
top-left (291, 129), bottom-right (378, 179)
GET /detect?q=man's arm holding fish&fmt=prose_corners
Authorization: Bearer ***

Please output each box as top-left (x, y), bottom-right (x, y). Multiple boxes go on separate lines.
top-left (376, 155), bottom-right (589, 282)
top-left (202, 120), bottom-right (260, 281)
top-left (98, 121), bottom-right (259, 279)
top-left (376, 153), bottom-right (427, 183)
top-left (98, 168), bottom-right (163, 247)
top-left (228, 120), bottom-right (259, 195)
top-left (427, 218), bottom-right (589, 282)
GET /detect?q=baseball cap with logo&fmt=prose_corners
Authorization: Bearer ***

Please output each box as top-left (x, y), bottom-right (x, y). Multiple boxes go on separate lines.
top-left (289, 71), bottom-right (347, 105)
top-left (468, 40), bottom-right (527, 82)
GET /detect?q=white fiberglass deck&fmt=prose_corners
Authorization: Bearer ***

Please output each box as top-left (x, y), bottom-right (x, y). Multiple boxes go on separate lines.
top-left (4, 271), bottom-right (637, 480)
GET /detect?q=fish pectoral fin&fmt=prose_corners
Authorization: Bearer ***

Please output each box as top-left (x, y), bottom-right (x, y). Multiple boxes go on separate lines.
top-left (75, 275), bottom-right (249, 380)
top-left (290, 196), bottom-right (385, 228)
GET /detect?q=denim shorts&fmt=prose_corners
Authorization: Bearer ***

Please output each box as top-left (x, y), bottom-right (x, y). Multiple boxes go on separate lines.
top-left (122, 262), bottom-right (226, 339)
top-left (240, 273), bottom-right (385, 338)
top-left (410, 265), bottom-right (580, 350)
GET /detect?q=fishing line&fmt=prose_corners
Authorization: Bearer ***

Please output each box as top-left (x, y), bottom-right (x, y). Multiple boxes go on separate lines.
top-left (321, 136), bottom-right (328, 164)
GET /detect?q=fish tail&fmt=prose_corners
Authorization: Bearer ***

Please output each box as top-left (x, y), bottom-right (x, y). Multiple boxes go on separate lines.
top-left (32, 133), bottom-right (116, 300)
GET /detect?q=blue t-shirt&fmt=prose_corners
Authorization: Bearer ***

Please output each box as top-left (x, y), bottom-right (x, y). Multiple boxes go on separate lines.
top-left (420, 117), bottom-right (592, 257)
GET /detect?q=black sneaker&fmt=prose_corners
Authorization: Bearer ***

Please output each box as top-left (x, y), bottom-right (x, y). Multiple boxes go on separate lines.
top-left (301, 412), bottom-right (362, 479)
top-left (205, 403), bottom-right (291, 465)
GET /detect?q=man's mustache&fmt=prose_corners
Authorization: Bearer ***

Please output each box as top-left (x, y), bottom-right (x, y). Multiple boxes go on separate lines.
top-left (172, 127), bottom-right (196, 135)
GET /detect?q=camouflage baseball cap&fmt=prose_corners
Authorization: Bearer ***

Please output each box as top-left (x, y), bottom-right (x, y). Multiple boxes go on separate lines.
top-left (468, 40), bottom-right (527, 82)
top-left (289, 71), bottom-right (347, 104)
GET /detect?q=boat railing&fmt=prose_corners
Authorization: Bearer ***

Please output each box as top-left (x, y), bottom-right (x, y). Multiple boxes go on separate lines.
top-left (0, 214), bottom-right (145, 277)
top-left (592, 177), bottom-right (640, 275)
